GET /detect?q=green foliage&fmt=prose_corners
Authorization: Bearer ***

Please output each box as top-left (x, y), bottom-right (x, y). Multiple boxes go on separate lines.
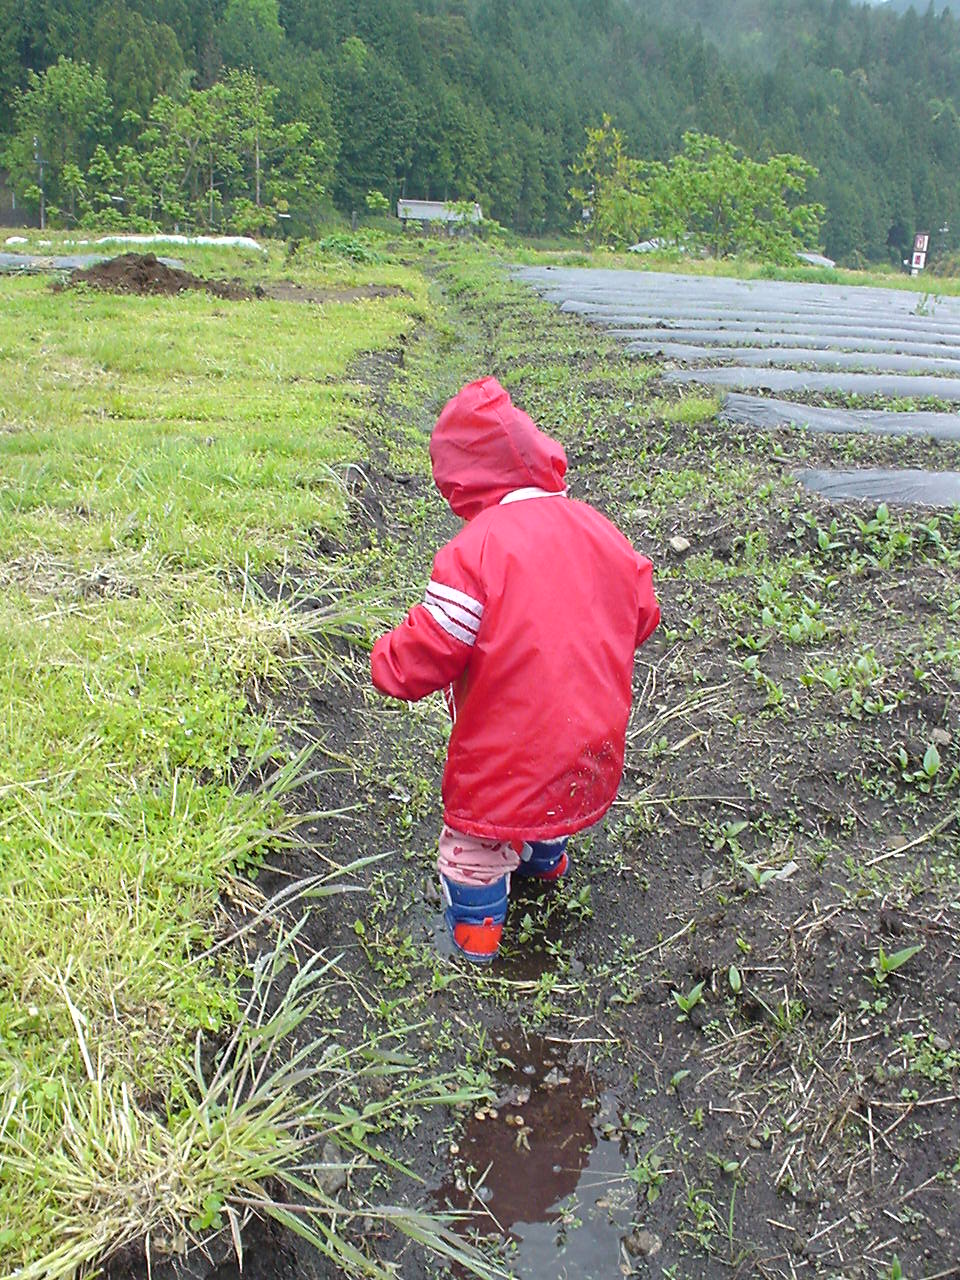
top-left (4, 56), bottom-right (112, 222)
top-left (88, 0), bottom-right (188, 129)
top-left (672, 981), bottom-right (705, 1019)
top-left (138, 70), bottom-right (320, 231)
top-left (3, 0), bottom-right (960, 257)
top-left (365, 188), bottom-right (390, 214)
top-left (870, 943), bottom-right (924, 987)
top-left (628, 1149), bottom-right (667, 1202)
top-left (572, 122), bottom-right (824, 263)
top-left (5, 59), bottom-right (323, 231)
top-left (219, 0), bottom-right (284, 74)
top-left (570, 114), bottom-right (651, 246)
top-left (0, 252), bottom-right (429, 1274)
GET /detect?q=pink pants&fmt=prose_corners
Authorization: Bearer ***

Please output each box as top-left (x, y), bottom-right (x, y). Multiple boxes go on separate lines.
top-left (438, 825), bottom-right (523, 886)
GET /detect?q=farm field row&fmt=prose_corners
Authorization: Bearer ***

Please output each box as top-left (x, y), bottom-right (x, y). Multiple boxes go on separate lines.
top-left (2, 236), bottom-right (959, 1279)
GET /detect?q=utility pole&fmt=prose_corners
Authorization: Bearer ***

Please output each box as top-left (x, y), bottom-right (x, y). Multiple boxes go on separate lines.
top-left (33, 136), bottom-right (45, 231)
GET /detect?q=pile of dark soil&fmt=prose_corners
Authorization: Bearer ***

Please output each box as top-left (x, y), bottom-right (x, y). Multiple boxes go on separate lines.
top-left (59, 253), bottom-right (409, 305)
top-left (63, 253), bottom-right (251, 300)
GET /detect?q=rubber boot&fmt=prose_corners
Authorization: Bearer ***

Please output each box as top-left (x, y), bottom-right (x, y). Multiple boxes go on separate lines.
top-left (440, 874), bottom-right (509, 963)
top-left (513, 837), bottom-right (569, 882)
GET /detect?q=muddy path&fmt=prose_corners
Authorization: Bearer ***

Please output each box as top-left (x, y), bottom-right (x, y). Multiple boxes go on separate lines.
top-left (120, 255), bottom-right (960, 1280)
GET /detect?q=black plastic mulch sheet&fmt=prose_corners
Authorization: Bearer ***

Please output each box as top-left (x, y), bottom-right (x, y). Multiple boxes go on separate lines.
top-left (517, 265), bottom-right (960, 445)
top-left (666, 367), bottom-right (960, 400)
top-left (721, 394), bottom-right (960, 442)
top-left (628, 344), bottom-right (960, 375)
top-left (795, 468), bottom-right (960, 507)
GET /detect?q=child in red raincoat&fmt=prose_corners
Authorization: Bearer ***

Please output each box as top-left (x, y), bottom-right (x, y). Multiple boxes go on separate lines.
top-left (371, 377), bottom-right (660, 962)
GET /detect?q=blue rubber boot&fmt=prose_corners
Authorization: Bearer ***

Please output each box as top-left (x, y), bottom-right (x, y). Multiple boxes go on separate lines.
top-left (440, 874), bottom-right (509, 963)
top-left (514, 838), bottom-right (569, 882)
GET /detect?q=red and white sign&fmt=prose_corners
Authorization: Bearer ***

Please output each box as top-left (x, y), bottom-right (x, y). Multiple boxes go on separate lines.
top-left (914, 232), bottom-right (930, 253)
top-left (912, 251), bottom-right (927, 269)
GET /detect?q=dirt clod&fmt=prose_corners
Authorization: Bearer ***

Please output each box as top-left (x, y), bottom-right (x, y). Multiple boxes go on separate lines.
top-left (316, 1141), bottom-right (348, 1196)
top-left (624, 1230), bottom-right (662, 1258)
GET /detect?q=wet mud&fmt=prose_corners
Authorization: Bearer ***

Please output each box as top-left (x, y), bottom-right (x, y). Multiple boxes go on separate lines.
top-left (436, 1032), bottom-right (635, 1278)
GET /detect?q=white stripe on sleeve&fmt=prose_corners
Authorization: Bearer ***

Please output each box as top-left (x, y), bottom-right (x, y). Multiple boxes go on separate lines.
top-left (424, 589), bottom-right (481, 634)
top-left (423, 601), bottom-right (477, 646)
top-left (425, 579), bottom-right (483, 619)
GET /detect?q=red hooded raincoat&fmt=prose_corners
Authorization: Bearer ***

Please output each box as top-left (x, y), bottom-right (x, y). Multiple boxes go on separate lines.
top-left (371, 378), bottom-right (660, 841)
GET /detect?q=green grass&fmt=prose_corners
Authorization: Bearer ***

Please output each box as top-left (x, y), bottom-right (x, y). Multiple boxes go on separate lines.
top-left (0, 252), bottom-right (453, 1273)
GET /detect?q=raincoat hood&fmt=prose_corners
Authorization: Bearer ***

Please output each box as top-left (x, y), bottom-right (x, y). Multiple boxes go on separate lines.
top-left (430, 377), bottom-right (568, 520)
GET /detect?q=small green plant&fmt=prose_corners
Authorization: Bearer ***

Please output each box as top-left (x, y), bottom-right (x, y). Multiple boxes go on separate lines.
top-left (189, 1191), bottom-right (225, 1232)
top-left (516, 912), bottom-right (536, 944)
top-left (711, 820), bottom-right (749, 857)
top-left (740, 859), bottom-right (777, 890)
top-left (672, 981), bottom-right (705, 1019)
top-left (893, 741), bottom-right (948, 793)
top-left (914, 292), bottom-right (939, 316)
top-left (770, 997), bottom-right (805, 1032)
top-left (316, 232), bottom-right (383, 263)
top-left (922, 742), bottom-right (941, 778)
top-left (870, 943), bottom-right (924, 987)
top-left (565, 882), bottom-right (593, 919)
top-left (683, 1183), bottom-right (718, 1248)
top-left (628, 1149), bottom-right (667, 1202)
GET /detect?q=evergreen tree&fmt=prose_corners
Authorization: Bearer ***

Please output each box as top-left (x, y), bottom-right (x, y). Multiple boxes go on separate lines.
top-left (3, 0), bottom-right (960, 261)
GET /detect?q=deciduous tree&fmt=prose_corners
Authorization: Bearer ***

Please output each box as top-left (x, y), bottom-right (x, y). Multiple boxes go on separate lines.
top-left (4, 56), bottom-right (112, 223)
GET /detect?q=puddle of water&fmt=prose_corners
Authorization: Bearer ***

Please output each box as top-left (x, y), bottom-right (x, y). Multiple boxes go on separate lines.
top-left (508, 1128), bottom-right (633, 1280)
top-left (436, 1034), bottom-right (635, 1278)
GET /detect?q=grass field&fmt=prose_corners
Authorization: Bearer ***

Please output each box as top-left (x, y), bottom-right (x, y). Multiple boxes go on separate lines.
top-left (2, 232), bottom-right (959, 1280)
top-left (0, 243), bottom-right (485, 1277)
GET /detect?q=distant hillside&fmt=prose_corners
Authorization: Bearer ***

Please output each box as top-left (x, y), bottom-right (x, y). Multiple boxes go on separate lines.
top-left (882, 1), bottom-right (952, 14)
top-left (2, 0), bottom-right (960, 263)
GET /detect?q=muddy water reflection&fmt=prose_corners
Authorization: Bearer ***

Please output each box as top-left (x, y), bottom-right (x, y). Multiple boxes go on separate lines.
top-left (438, 1034), bottom-right (633, 1277)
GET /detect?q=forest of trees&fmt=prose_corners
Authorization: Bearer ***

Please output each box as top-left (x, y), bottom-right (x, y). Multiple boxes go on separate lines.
top-left (2, 0), bottom-right (960, 263)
